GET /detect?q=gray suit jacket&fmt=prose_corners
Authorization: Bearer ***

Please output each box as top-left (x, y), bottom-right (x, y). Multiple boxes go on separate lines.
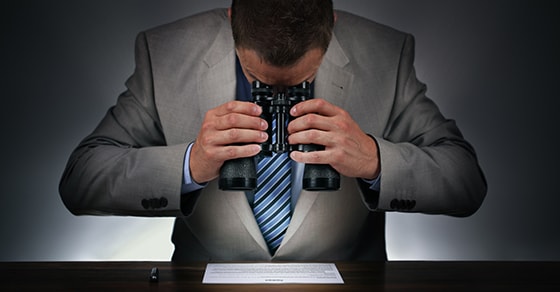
top-left (60, 9), bottom-right (486, 261)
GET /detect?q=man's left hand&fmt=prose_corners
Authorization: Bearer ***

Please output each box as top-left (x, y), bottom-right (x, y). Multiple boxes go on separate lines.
top-left (287, 99), bottom-right (380, 180)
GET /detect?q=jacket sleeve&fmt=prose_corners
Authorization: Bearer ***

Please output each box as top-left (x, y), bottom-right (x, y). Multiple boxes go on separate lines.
top-left (365, 34), bottom-right (487, 217)
top-left (59, 32), bottom-right (188, 217)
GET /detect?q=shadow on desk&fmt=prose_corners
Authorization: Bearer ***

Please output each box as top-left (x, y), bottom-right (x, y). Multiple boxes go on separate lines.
top-left (2, 261), bottom-right (559, 291)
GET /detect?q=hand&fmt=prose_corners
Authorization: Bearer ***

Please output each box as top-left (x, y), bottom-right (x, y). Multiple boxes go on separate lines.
top-left (190, 101), bottom-right (268, 183)
top-left (287, 99), bottom-right (380, 180)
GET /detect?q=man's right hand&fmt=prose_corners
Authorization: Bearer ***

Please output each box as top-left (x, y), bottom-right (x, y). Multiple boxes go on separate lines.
top-left (189, 101), bottom-right (268, 184)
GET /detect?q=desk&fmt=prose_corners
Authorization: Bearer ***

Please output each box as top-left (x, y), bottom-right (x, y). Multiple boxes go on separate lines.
top-left (2, 261), bottom-right (559, 291)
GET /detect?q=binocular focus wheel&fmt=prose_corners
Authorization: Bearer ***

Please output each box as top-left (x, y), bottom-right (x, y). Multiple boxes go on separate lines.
top-left (303, 178), bottom-right (340, 191)
top-left (219, 178), bottom-right (257, 190)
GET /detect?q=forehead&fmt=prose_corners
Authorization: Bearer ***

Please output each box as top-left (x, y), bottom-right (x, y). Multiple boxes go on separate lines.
top-left (236, 48), bottom-right (324, 86)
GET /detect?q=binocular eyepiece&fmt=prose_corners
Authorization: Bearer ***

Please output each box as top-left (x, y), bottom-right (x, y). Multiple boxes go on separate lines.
top-left (219, 81), bottom-right (340, 191)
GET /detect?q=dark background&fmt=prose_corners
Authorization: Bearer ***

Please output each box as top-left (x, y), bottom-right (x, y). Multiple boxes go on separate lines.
top-left (1, 0), bottom-right (558, 260)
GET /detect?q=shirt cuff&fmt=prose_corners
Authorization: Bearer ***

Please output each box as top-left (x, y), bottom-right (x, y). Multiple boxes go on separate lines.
top-left (361, 173), bottom-right (381, 192)
top-left (181, 142), bottom-right (207, 194)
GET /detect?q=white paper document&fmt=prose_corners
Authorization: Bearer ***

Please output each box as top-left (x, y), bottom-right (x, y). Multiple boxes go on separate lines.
top-left (202, 263), bottom-right (344, 284)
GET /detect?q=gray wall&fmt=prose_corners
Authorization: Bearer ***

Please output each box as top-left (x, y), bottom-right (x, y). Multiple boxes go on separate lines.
top-left (2, 0), bottom-right (558, 261)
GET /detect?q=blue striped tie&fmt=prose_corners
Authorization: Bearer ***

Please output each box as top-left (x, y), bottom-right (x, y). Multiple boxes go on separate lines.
top-left (253, 119), bottom-right (291, 254)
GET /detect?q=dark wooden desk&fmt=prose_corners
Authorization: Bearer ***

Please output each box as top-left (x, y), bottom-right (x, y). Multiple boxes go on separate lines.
top-left (2, 261), bottom-right (559, 291)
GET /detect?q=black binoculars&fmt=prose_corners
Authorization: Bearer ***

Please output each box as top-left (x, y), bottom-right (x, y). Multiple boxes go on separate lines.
top-left (219, 80), bottom-right (340, 191)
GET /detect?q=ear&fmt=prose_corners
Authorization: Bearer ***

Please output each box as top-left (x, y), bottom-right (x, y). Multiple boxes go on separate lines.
top-left (334, 12), bottom-right (338, 23)
top-left (228, 7), bottom-right (232, 20)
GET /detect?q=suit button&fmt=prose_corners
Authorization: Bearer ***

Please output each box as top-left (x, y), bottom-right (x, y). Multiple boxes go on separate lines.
top-left (142, 197), bottom-right (168, 209)
top-left (160, 197), bottom-right (168, 208)
top-left (390, 199), bottom-right (399, 209)
top-left (390, 199), bottom-right (416, 210)
top-left (151, 198), bottom-right (161, 208)
top-left (408, 200), bottom-right (416, 209)
top-left (404, 200), bottom-right (411, 209)
top-left (141, 199), bottom-right (150, 209)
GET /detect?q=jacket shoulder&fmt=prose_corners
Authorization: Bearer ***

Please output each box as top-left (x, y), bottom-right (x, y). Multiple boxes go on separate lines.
top-left (333, 11), bottom-right (411, 59)
top-left (332, 10), bottom-right (414, 76)
top-left (141, 8), bottom-right (230, 54)
top-left (334, 10), bottom-right (409, 42)
top-left (146, 8), bottom-right (228, 37)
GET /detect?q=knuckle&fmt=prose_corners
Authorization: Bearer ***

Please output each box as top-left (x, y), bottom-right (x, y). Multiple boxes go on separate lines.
top-left (338, 107), bottom-right (349, 116)
top-left (226, 113), bottom-right (238, 125)
top-left (305, 114), bottom-right (316, 124)
top-left (334, 120), bottom-right (348, 131)
top-left (305, 129), bottom-right (319, 140)
top-left (227, 128), bottom-right (240, 140)
top-left (201, 121), bottom-right (214, 132)
top-left (225, 101), bottom-right (237, 111)
top-left (225, 147), bottom-right (237, 159)
top-left (302, 114), bottom-right (316, 128)
top-left (314, 98), bottom-right (327, 108)
top-left (310, 151), bottom-right (322, 162)
top-left (200, 135), bottom-right (214, 147)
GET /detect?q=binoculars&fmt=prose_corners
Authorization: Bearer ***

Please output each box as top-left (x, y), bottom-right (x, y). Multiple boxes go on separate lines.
top-left (219, 80), bottom-right (340, 191)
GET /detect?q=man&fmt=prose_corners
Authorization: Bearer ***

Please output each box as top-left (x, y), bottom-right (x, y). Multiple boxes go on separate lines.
top-left (60, 0), bottom-right (486, 262)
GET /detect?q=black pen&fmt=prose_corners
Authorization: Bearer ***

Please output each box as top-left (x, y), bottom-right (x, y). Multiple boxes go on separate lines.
top-left (150, 267), bottom-right (159, 282)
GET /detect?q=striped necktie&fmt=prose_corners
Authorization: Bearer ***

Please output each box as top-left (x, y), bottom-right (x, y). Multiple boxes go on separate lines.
top-left (252, 118), bottom-right (292, 254)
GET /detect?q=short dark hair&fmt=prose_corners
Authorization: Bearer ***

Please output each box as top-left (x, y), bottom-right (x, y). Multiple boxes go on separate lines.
top-left (231, 0), bottom-right (334, 67)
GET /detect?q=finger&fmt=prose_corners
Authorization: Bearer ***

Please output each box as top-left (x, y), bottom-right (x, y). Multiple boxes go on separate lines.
top-left (214, 113), bottom-right (268, 131)
top-left (290, 98), bottom-right (339, 118)
top-left (289, 149), bottom-right (332, 165)
top-left (287, 129), bottom-right (334, 147)
top-left (203, 128), bottom-right (268, 147)
top-left (190, 142), bottom-right (261, 183)
top-left (213, 100), bottom-right (262, 117)
top-left (219, 144), bottom-right (262, 161)
top-left (287, 113), bottom-right (333, 134)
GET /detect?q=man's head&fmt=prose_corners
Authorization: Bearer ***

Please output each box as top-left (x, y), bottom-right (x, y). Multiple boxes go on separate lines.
top-left (230, 0), bottom-right (334, 86)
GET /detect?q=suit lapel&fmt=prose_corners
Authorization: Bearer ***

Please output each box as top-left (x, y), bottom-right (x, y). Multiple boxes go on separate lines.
top-left (163, 17), bottom-right (237, 145)
top-left (276, 190), bottom-right (318, 255)
top-left (197, 20), bottom-right (237, 115)
top-left (276, 34), bottom-right (354, 256)
top-left (314, 34), bottom-right (353, 108)
top-left (224, 191), bottom-right (271, 257)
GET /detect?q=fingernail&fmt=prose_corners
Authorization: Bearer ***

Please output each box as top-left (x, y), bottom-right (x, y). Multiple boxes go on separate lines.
top-left (290, 107), bottom-right (297, 116)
